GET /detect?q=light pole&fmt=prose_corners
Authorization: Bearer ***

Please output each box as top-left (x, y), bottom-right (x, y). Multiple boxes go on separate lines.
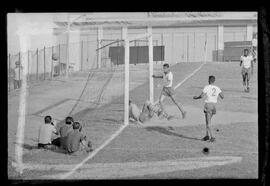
top-left (65, 13), bottom-right (87, 79)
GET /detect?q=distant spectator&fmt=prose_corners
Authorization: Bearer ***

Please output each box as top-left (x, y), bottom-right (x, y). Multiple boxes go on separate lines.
top-left (38, 116), bottom-right (59, 150)
top-left (66, 122), bottom-right (92, 156)
top-left (13, 61), bottom-right (23, 89)
top-left (52, 116), bottom-right (74, 149)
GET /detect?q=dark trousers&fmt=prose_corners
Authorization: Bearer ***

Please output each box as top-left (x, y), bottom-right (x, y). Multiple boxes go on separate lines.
top-left (38, 143), bottom-right (56, 150)
top-left (14, 80), bottom-right (22, 89)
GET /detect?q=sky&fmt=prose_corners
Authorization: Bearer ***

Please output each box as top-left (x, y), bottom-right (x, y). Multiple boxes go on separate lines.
top-left (7, 13), bottom-right (57, 54)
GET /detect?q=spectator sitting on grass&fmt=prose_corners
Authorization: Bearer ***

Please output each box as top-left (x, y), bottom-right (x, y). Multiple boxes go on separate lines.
top-left (66, 121), bottom-right (93, 156)
top-left (38, 115), bottom-right (59, 150)
top-left (52, 116), bottom-right (74, 149)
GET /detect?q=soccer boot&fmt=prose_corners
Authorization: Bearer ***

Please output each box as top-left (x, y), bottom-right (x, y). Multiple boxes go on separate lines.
top-left (209, 137), bottom-right (216, 143)
top-left (201, 135), bottom-right (210, 141)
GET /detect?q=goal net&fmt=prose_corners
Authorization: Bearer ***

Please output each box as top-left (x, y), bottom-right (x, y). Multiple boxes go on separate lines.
top-left (66, 31), bottom-right (154, 130)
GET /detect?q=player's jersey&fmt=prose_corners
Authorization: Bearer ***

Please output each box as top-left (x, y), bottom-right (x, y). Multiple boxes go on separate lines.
top-left (203, 85), bottom-right (222, 103)
top-left (163, 71), bottom-right (173, 87)
top-left (240, 55), bottom-right (253, 69)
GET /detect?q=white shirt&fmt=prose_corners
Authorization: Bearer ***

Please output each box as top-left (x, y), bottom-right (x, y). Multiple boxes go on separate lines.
top-left (163, 72), bottom-right (173, 87)
top-left (129, 103), bottom-right (141, 121)
top-left (203, 85), bottom-right (222, 103)
top-left (14, 67), bottom-right (23, 80)
top-left (38, 124), bottom-right (57, 144)
top-left (240, 55), bottom-right (253, 68)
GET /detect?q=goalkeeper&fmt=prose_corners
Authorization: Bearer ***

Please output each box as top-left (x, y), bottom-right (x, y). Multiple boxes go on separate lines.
top-left (129, 100), bottom-right (174, 125)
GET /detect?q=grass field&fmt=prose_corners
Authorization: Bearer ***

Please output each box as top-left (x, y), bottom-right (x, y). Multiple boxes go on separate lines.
top-left (8, 62), bottom-right (258, 180)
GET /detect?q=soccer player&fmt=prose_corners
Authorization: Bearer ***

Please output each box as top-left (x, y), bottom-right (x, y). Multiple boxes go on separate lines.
top-left (240, 49), bottom-right (254, 92)
top-left (251, 33), bottom-right (257, 63)
top-left (38, 116), bottom-right (59, 150)
top-left (129, 100), bottom-right (174, 125)
top-left (152, 63), bottom-right (186, 119)
top-left (193, 75), bottom-right (224, 142)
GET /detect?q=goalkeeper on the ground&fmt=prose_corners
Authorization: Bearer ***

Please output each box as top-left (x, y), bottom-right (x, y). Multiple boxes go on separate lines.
top-left (129, 100), bottom-right (174, 125)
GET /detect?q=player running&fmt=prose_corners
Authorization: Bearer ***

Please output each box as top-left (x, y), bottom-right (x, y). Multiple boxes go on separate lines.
top-left (193, 75), bottom-right (224, 142)
top-left (152, 63), bottom-right (187, 119)
top-left (240, 49), bottom-right (254, 92)
top-left (129, 100), bottom-right (174, 125)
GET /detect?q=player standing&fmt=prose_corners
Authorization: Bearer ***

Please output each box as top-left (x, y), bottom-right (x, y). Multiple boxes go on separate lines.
top-left (152, 63), bottom-right (187, 119)
top-left (193, 75), bottom-right (224, 142)
top-left (240, 49), bottom-right (254, 92)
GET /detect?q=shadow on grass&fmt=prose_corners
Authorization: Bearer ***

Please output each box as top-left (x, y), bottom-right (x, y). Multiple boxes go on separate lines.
top-left (145, 126), bottom-right (201, 141)
top-left (14, 142), bottom-right (68, 155)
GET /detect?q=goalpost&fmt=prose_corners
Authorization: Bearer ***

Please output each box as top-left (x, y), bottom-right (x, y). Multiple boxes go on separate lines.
top-left (123, 27), bottom-right (154, 125)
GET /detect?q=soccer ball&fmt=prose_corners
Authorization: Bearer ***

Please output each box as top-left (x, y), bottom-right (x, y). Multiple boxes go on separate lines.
top-left (202, 147), bottom-right (209, 155)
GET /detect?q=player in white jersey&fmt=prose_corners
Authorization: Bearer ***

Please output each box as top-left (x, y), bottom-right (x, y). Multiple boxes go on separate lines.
top-left (193, 75), bottom-right (224, 142)
top-left (152, 63), bottom-right (187, 119)
top-left (240, 49), bottom-right (254, 92)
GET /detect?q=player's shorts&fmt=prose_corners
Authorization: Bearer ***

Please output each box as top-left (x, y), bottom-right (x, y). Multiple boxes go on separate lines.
top-left (161, 87), bottom-right (175, 97)
top-left (203, 102), bottom-right (216, 115)
top-left (242, 67), bottom-right (251, 79)
top-left (139, 112), bottom-right (150, 123)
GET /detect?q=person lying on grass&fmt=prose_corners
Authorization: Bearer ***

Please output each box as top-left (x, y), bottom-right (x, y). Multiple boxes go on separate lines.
top-left (129, 99), bottom-right (174, 126)
top-left (65, 121), bottom-right (93, 156)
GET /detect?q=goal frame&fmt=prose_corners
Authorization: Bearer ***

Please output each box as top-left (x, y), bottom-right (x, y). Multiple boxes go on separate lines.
top-left (123, 27), bottom-right (154, 126)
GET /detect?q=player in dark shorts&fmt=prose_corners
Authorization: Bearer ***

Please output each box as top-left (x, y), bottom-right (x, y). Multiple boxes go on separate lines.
top-left (152, 63), bottom-right (186, 119)
top-left (129, 100), bottom-right (174, 125)
top-left (193, 76), bottom-right (224, 142)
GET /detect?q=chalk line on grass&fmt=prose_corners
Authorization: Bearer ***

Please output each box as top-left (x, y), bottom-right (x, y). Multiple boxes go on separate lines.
top-left (59, 62), bottom-right (206, 179)
top-left (42, 156), bottom-right (242, 179)
top-left (59, 123), bottom-right (128, 179)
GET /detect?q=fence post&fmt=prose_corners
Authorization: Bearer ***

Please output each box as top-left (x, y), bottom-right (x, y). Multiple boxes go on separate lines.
top-left (81, 40), bottom-right (83, 71)
top-left (51, 46), bottom-right (53, 79)
top-left (59, 44), bottom-right (61, 75)
top-left (8, 53), bottom-right (11, 92)
top-left (27, 50), bottom-right (30, 81)
top-left (18, 52), bottom-right (21, 82)
top-left (36, 48), bottom-right (39, 80)
top-left (44, 46), bottom-right (46, 80)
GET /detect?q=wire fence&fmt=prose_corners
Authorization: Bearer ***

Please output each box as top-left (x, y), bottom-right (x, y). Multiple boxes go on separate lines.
top-left (8, 40), bottom-right (97, 92)
top-left (7, 39), bottom-right (160, 92)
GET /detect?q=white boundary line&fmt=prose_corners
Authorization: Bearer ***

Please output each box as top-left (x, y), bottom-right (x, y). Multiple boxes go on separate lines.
top-left (174, 62), bottom-right (205, 90)
top-left (59, 123), bottom-right (128, 179)
top-left (59, 62), bottom-right (206, 179)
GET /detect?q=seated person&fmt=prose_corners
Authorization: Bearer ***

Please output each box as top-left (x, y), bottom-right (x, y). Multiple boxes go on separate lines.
top-left (129, 100), bottom-right (173, 124)
top-left (52, 116), bottom-right (74, 149)
top-left (38, 115), bottom-right (59, 150)
top-left (66, 122), bottom-right (92, 155)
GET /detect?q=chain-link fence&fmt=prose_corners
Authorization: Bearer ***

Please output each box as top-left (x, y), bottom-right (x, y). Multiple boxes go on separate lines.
top-left (7, 39), bottom-right (161, 92)
top-left (8, 40), bottom-right (99, 92)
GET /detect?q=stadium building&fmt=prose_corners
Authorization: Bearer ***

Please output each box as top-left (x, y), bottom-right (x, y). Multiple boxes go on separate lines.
top-left (53, 12), bottom-right (257, 71)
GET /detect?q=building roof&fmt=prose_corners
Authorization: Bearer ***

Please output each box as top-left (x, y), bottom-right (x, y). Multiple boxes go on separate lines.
top-left (53, 12), bottom-right (257, 35)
